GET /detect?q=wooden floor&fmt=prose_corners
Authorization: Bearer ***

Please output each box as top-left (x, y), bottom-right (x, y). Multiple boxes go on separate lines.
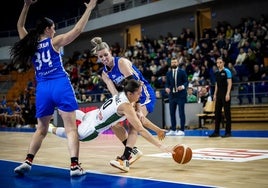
top-left (0, 125), bottom-right (268, 188)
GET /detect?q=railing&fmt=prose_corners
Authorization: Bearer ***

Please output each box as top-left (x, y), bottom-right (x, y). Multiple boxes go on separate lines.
top-left (73, 80), bottom-right (268, 106)
top-left (1, 75), bottom-right (267, 106)
top-left (0, 0), bottom-right (159, 38)
top-left (193, 81), bottom-right (268, 106)
top-left (231, 80), bottom-right (268, 105)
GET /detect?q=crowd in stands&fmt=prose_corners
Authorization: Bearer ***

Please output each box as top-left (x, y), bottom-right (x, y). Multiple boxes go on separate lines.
top-left (63, 14), bottom-right (268, 105)
top-left (0, 81), bottom-right (36, 128)
top-left (1, 14), bottom-right (268, 128)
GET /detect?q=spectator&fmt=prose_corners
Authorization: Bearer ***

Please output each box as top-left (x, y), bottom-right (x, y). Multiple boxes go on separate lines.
top-left (238, 32), bottom-right (248, 48)
top-left (234, 47), bottom-right (249, 81)
top-left (198, 86), bottom-right (210, 107)
top-left (244, 48), bottom-right (257, 75)
top-left (232, 28), bottom-right (242, 44)
top-left (248, 64), bottom-right (264, 103)
top-left (226, 25), bottom-right (234, 40)
top-left (150, 75), bottom-right (161, 90)
top-left (198, 64), bottom-right (210, 85)
top-left (235, 47), bottom-right (247, 66)
top-left (149, 60), bottom-right (158, 75)
top-left (227, 62), bottom-right (239, 83)
top-left (187, 87), bottom-right (197, 103)
top-left (191, 65), bottom-right (201, 86)
top-left (155, 59), bottom-right (169, 77)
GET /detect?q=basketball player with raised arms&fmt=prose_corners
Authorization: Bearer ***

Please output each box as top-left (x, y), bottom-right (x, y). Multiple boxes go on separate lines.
top-left (11, 0), bottom-right (97, 177)
top-left (49, 79), bottom-right (173, 172)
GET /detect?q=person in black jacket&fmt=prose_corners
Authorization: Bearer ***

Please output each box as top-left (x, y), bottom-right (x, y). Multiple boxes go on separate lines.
top-left (165, 58), bottom-right (188, 136)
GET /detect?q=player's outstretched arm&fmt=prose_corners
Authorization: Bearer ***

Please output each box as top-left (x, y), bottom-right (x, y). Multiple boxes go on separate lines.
top-left (141, 117), bottom-right (166, 140)
top-left (121, 103), bottom-right (172, 153)
top-left (17, 0), bottom-right (38, 39)
top-left (53, 0), bottom-right (97, 50)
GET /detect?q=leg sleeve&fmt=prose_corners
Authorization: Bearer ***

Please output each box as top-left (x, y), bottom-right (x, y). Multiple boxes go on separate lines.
top-left (55, 127), bottom-right (67, 138)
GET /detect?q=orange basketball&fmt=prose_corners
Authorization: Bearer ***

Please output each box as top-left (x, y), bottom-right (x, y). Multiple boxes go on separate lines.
top-left (172, 144), bottom-right (192, 164)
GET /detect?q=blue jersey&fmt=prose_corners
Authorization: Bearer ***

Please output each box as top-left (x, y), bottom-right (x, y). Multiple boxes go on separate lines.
top-left (32, 38), bottom-right (68, 82)
top-left (103, 57), bottom-right (156, 113)
top-left (32, 38), bottom-right (78, 117)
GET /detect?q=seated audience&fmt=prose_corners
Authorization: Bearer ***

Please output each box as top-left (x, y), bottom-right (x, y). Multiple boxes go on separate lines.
top-left (187, 87), bottom-right (197, 103)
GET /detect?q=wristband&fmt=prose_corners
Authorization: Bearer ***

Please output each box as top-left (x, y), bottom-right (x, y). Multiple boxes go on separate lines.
top-left (125, 75), bottom-right (135, 80)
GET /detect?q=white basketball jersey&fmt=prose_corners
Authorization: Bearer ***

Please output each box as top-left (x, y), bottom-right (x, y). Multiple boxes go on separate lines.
top-left (94, 92), bottom-right (130, 133)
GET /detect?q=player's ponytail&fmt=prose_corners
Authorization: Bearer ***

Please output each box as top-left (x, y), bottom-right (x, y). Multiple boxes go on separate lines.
top-left (91, 37), bottom-right (110, 55)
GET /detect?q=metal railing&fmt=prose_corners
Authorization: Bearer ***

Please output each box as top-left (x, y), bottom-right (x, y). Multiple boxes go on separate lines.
top-left (74, 80), bottom-right (268, 106)
top-left (1, 73), bottom-right (267, 106)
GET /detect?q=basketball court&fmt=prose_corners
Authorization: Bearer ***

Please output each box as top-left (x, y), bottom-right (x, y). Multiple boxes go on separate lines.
top-left (0, 127), bottom-right (267, 187)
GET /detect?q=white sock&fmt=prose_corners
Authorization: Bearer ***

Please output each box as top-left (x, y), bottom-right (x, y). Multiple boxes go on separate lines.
top-left (48, 123), bottom-right (54, 133)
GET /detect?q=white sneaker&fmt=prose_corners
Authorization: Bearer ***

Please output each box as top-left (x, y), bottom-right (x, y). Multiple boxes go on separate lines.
top-left (70, 163), bottom-right (86, 177)
top-left (14, 160), bottom-right (32, 175)
top-left (48, 123), bottom-right (56, 133)
top-left (129, 147), bottom-right (143, 165)
top-left (175, 130), bottom-right (185, 136)
top-left (166, 130), bottom-right (176, 136)
top-left (110, 157), bottom-right (130, 172)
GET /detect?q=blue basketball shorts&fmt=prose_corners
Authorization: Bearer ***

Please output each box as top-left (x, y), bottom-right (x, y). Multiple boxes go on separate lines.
top-left (35, 76), bottom-right (78, 118)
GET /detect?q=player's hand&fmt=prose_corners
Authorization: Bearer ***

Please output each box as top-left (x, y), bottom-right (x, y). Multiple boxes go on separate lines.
top-left (25, 0), bottom-right (37, 6)
top-left (165, 88), bottom-right (170, 94)
top-left (84, 0), bottom-right (97, 9)
top-left (157, 129), bottom-right (167, 140)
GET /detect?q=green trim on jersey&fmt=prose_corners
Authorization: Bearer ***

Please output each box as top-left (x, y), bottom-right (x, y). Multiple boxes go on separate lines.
top-left (81, 130), bottom-right (99, 142)
top-left (95, 113), bottom-right (122, 131)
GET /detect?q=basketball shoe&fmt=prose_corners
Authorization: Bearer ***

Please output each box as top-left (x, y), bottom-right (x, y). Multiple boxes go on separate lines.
top-left (14, 160), bottom-right (32, 175)
top-left (166, 130), bottom-right (176, 136)
top-left (70, 163), bottom-right (86, 177)
top-left (128, 147), bottom-right (143, 165)
top-left (110, 157), bottom-right (130, 172)
top-left (48, 123), bottom-right (56, 133)
top-left (175, 130), bottom-right (185, 136)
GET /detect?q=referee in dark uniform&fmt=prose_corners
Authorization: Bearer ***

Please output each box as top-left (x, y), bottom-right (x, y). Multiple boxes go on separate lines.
top-left (209, 57), bottom-right (232, 137)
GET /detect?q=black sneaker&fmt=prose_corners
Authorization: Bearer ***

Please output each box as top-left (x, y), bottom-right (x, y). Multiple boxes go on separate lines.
top-left (208, 132), bottom-right (220, 137)
top-left (128, 147), bottom-right (143, 165)
top-left (222, 133), bottom-right (232, 138)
